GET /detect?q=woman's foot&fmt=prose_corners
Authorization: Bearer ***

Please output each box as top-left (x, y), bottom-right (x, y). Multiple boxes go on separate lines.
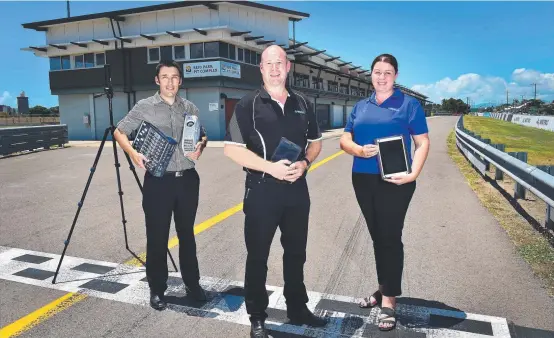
top-left (359, 290), bottom-right (382, 308)
top-left (379, 296), bottom-right (397, 331)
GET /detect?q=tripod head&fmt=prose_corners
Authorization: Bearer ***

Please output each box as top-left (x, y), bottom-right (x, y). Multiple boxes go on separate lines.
top-left (92, 64), bottom-right (117, 128)
top-left (93, 64), bottom-right (114, 99)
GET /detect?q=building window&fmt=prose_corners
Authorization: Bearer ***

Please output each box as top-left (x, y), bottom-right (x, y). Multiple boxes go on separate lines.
top-left (294, 73), bottom-right (309, 88)
top-left (244, 50), bottom-right (251, 64)
top-left (256, 53), bottom-right (261, 65)
top-left (84, 53), bottom-right (95, 68)
top-left (328, 81), bottom-right (338, 92)
top-left (229, 45), bottom-right (236, 60)
top-left (360, 89), bottom-right (366, 97)
top-left (340, 84), bottom-right (349, 94)
top-left (187, 42), bottom-right (238, 60)
top-left (148, 47), bottom-right (160, 63)
top-left (73, 53), bottom-right (96, 68)
top-left (204, 42), bottom-right (218, 58)
top-left (96, 53), bottom-right (106, 66)
top-left (237, 48), bottom-right (244, 62)
top-left (351, 87), bottom-right (359, 96)
top-left (174, 45), bottom-right (186, 60)
top-left (219, 42), bottom-right (229, 58)
top-left (49, 56), bottom-right (71, 71)
top-left (190, 43), bottom-right (203, 59)
top-left (312, 77), bottom-right (323, 90)
top-left (61, 55), bottom-right (71, 70)
top-left (75, 55), bottom-right (84, 69)
top-left (49, 57), bottom-right (61, 71)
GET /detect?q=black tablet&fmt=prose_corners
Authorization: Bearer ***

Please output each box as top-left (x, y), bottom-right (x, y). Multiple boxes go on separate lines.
top-left (375, 135), bottom-right (411, 179)
top-left (271, 137), bottom-right (302, 163)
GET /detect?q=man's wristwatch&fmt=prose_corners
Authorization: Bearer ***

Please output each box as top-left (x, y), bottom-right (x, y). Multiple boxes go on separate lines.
top-left (303, 158), bottom-right (311, 168)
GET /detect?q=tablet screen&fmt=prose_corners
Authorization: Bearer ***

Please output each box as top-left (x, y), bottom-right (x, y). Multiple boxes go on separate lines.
top-left (379, 138), bottom-right (408, 175)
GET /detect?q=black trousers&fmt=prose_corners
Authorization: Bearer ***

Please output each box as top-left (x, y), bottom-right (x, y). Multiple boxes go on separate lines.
top-left (352, 173), bottom-right (416, 297)
top-left (142, 169), bottom-right (200, 295)
top-left (243, 174), bottom-right (311, 321)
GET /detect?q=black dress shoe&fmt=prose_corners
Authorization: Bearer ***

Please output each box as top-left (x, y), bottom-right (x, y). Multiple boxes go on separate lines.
top-left (288, 308), bottom-right (328, 327)
top-left (185, 284), bottom-right (207, 302)
top-left (250, 319), bottom-right (268, 338)
top-left (149, 292), bottom-right (167, 311)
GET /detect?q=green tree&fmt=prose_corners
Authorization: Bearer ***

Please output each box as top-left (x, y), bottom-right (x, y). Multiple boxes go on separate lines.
top-left (49, 106), bottom-right (59, 115)
top-left (440, 98), bottom-right (469, 114)
top-left (29, 105), bottom-right (50, 115)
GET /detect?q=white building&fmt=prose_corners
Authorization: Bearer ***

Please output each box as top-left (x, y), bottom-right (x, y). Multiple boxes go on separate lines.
top-left (22, 1), bottom-right (428, 140)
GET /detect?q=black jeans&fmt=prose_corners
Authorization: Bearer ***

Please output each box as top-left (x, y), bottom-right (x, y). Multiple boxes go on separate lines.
top-left (352, 173), bottom-right (416, 297)
top-left (243, 174), bottom-right (311, 321)
top-left (142, 169), bottom-right (200, 295)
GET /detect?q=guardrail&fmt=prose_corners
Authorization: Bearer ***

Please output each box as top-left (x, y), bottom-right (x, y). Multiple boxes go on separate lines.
top-left (455, 116), bottom-right (554, 230)
top-left (0, 116), bottom-right (60, 126)
top-left (0, 125), bottom-right (68, 156)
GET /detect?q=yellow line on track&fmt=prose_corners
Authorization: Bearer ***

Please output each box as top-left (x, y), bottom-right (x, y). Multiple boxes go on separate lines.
top-left (0, 149), bottom-right (345, 337)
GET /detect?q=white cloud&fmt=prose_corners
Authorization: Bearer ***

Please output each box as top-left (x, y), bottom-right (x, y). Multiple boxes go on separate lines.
top-left (0, 91), bottom-right (12, 105)
top-left (411, 69), bottom-right (554, 105)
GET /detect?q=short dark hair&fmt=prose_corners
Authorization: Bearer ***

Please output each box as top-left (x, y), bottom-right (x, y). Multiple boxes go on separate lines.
top-left (156, 60), bottom-right (183, 79)
top-left (371, 54), bottom-right (398, 74)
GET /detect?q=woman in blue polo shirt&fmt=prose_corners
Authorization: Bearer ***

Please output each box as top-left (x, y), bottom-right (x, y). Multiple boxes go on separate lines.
top-left (340, 53), bottom-right (430, 331)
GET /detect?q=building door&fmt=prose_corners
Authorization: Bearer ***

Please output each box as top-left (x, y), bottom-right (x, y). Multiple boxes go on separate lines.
top-left (225, 99), bottom-right (240, 131)
top-left (345, 105), bottom-right (354, 127)
top-left (316, 104), bottom-right (330, 130)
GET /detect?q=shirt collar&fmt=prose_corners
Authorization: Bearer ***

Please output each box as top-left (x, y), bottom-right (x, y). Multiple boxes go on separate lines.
top-left (367, 87), bottom-right (404, 104)
top-left (259, 85), bottom-right (291, 101)
top-left (154, 91), bottom-right (184, 108)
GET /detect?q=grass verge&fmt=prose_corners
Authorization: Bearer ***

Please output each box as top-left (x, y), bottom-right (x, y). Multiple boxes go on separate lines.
top-left (447, 130), bottom-right (554, 296)
top-left (463, 115), bottom-right (554, 165)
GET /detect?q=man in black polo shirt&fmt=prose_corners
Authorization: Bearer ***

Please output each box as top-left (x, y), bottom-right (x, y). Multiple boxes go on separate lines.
top-left (224, 45), bottom-right (327, 337)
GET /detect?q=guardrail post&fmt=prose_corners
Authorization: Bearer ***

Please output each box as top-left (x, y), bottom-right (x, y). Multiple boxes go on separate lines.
top-left (494, 144), bottom-right (505, 180)
top-left (482, 139), bottom-right (491, 171)
top-left (514, 152), bottom-right (528, 199)
top-left (538, 166), bottom-right (554, 230)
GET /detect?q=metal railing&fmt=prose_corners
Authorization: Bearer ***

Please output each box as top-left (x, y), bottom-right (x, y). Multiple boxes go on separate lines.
top-left (455, 116), bottom-right (554, 230)
top-left (0, 125), bottom-right (68, 156)
top-left (0, 115), bottom-right (60, 126)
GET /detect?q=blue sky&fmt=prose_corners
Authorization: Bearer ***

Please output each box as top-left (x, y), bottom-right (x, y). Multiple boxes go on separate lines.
top-left (1, 1), bottom-right (553, 109)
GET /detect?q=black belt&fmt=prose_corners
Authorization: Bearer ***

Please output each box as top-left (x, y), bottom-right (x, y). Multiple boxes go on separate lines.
top-left (164, 169), bottom-right (191, 177)
top-left (247, 172), bottom-right (304, 185)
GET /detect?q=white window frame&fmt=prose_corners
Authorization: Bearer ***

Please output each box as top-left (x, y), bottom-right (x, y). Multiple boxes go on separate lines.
top-left (49, 56), bottom-right (62, 72)
top-left (49, 56), bottom-right (71, 72)
top-left (60, 55), bottom-right (71, 70)
top-left (173, 45), bottom-right (186, 61)
top-left (72, 52), bottom-right (106, 70)
top-left (189, 42), bottom-right (204, 59)
top-left (74, 55), bottom-right (84, 69)
top-left (147, 47), bottom-right (161, 64)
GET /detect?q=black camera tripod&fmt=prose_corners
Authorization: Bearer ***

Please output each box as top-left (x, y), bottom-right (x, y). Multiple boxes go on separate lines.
top-left (52, 64), bottom-right (177, 284)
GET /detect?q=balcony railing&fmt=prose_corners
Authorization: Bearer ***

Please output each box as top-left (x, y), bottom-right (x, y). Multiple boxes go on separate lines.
top-left (289, 79), bottom-right (367, 100)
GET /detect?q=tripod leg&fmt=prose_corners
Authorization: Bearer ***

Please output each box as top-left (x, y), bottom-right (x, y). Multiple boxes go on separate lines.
top-left (123, 151), bottom-right (143, 193)
top-left (167, 249), bottom-right (178, 272)
top-left (122, 150), bottom-right (178, 272)
top-left (53, 127), bottom-right (110, 284)
top-left (109, 127), bottom-right (130, 250)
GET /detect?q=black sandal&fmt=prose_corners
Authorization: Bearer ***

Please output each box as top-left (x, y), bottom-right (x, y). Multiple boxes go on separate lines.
top-left (359, 290), bottom-right (382, 308)
top-left (378, 307), bottom-right (397, 331)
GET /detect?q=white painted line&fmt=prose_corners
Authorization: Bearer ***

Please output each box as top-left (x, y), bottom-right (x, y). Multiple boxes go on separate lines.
top-left (0, 246), bottom-right (511, 337)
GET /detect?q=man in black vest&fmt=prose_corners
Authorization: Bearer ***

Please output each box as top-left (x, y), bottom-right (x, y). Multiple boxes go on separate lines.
top-left (223, 45), bottom-right (327, 338)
